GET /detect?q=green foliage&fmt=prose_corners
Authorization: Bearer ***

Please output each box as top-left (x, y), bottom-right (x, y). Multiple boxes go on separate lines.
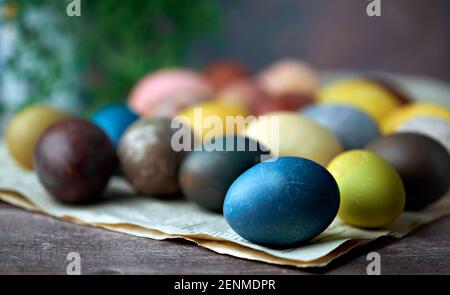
top-left (4, 0), bottom-right (219, 113)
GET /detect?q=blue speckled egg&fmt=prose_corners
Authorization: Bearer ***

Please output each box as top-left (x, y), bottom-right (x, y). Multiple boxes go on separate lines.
top-left (223, 157), bottom-right (340, 248)
top-left (302, 104), bottom-right (380, 149)
top-left (92, 103), bottom-right (139, 148)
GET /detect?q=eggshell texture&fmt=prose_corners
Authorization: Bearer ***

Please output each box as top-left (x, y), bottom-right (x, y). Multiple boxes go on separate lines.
top-left (317, 78), bottom-right (401, 123)
top-left (128, 68), bottom-right (211, 117)
top-left (203, 60), bottom-right (249, 91)
top-left (118, 117), bottom-right (192, 195)
top-left (91, 103), bottom-right (139, 148)
top-left (381, 102), bottom-right (450, 134)
top-left (243, 112), bottom-right (343, 166)
top-left (366, 133), bottom-right (450, 211)
top-left (6, 105), bottom-right (68, 169)
top-left (258, 59), bottom-right (319, 97)
top-left (302, 104), bottom-right (380, 149)
top-left (224, 157), bottom-right (340, 247)
top-left (177, 100), bottom-right (249, 143)
top-left (34, 119), bottom-right (115, 204)
top-left (397, 116), bottom-right (450, 152)
top-left (179, 135), bottom-right (269, 212)
top-left (327, 150), bottom-right (405, 228)
top-left (217, 79), bottom-right (268, 115)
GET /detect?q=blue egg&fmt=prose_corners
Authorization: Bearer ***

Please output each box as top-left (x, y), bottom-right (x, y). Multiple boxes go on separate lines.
top-left (92, 103), bottom-right (139, 148)
top-left (223, 157), bottom-right (340, 248)
top-left (302, 104), bottom-right (380, 149)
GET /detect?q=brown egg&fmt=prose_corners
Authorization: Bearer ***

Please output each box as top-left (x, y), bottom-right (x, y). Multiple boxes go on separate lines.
top-left (254, 93), bottom-right (315, 115)
top-left (217, 79), bottom-right (268, 115)
top-left (118, 117), bottom-right (193, 195)
top-left (365, 75), bottom-right (411, 105)
top-left (34, 119), bottom-right (116, 204)
top-left (203, 60), bottom-right (249, 91)
top-left (366, 133), bottom-right (450, 210)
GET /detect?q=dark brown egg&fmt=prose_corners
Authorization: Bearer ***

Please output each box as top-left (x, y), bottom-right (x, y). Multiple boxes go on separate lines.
top-left (365, 76), bottom-right (411, 105)
top-left (34, 118), bottom-right (116, 204)
top-left (118, 117), bottom-right (193, 196)
top-left (366, 133), bottom-right (450, 210)
top-left (203, 60), bottom-right (249, 91)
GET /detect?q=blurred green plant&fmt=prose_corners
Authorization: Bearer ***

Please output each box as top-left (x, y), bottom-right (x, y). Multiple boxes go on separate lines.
top-left (2, 0), bottom-right (219, 113)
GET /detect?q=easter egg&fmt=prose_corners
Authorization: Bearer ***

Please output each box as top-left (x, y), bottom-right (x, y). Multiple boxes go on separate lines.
top-left (258, 59), bottom-right (319, 97)
top-left (327, 150), bottom-right (405, 228)
top-left (217, 79), bottom-right (268, 115)
top-left (128, 68), bottom-right (211, 117)
top-left (317, 78), bottom-right (401, 123)
top-left (223, 157), bottom-right (340, 247)
top-left (91, 103), bottom-right (139, 148)
top-left (254, 93), bottom-right (314, 115)
top-left (34, 119), bottom-right (115, 204)
top-left (397, 116), bottom-right (450, 152)
top-left (381, 102), bottom-right (450, 134)
top-left (5, 105), bottom-right (68, 169)
top-left (243, 112), bottom-right (343, 166)
top-left (302, 104), bottom-right (380, 149)
top-left (179, 135), bottom-right (269, 212)
top-left (118, 117), bottom-right (192, 195)
top-left (177, 100), bottom-right (249, 143)
top-left (366, 133), bottom-right (450, 210)
top-left (203, 60), bottom-right (249, 91)
top-left (364, 76), bottom-right (411, 105)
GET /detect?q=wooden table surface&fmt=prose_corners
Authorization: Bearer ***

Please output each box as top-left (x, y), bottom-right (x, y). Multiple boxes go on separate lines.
top-left (1, 201), bottom-right (449, 275)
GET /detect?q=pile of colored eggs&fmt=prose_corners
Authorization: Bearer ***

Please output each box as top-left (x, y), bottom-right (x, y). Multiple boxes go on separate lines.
top-left (3, 58), bottom-right (450, 249)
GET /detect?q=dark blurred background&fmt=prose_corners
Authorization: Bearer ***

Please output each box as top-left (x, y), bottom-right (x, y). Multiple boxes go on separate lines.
top-left (189, 0), bottom-right (450, 81)
top-left (1, 0), bottom-right (449, 118)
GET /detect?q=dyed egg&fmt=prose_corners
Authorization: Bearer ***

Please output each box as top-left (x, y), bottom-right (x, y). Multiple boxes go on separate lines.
top-left (177, 100), bottom-right (249, 143)
top-left (34, 119), bottom-right (115, 204)
top-left (318, 78), bottom-right (401, 123)
top-left (327, 150), bottom-right (405, 228)
top-left (203, 60), bottom-right (249, 91)
top-left (128, 68), bottom-right (211, 117)
top-left (397, 116), bottom-right (450, 152)
top-left (381, 102), bottom-right (450, 134)
top-left (366, 133), bottom-right (450, 210)
top-left (179, 135), bottom-right (269, 212)
top-left (118, 117), bottom-right (192, 195)
top-left (364, 75), bottom-right (411, 105)
top-left (258, 59), bottom-right (319, 97)
top-left (243, 112), bottom-right (343, 166)
top-left (217, 79), bottom-right (268, 115)
top-left (224, 157), bottom-right (340, 247)
top-left (5, 105), bottom-right (68, 169)
top-left (254, 93), bottom-right (314, 115)
top-left (91, 103), bottom-right (139, 148)
top-left (302, 104), bottom-right (380, 149)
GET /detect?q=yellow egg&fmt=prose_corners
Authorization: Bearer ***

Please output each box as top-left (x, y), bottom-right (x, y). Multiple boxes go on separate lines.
top-left (177, 100), bottom-right (249, 142)
top-left (243, 111), bottom-right (343, 166)
top-left (327, 150), bottom-right (405, 228)
top-left (382, 102), bottom-right (450, 134)
top-left (317, 79), bottom-right (401, 123)
top-left (5, 105), bottom-right (69, 169)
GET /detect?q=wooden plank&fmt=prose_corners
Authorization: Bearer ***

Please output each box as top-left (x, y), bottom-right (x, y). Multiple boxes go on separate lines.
top-left (0, 201), bottom-right (449, 274)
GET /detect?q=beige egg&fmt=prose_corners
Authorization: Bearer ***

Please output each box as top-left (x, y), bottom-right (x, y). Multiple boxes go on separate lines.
top-left (242, 112), bottom-right (343, 166)
top-left (5, 105), bottom-right (69, 169)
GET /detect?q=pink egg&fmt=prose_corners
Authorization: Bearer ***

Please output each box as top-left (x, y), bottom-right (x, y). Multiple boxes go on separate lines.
top-left (257, 59), bottom-right (319, 97)
top-left (128, 68), bottom-right (212, 117)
